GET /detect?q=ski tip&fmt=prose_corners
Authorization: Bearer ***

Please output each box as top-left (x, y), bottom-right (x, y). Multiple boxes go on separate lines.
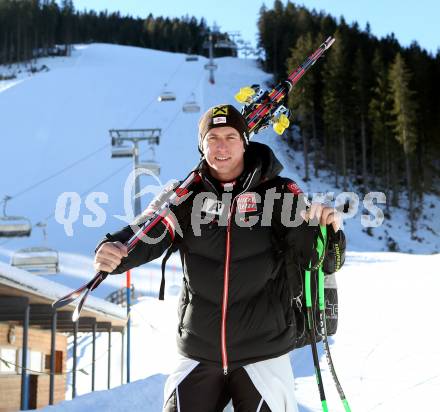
top-left (328, 37), bottom-right (336, 47)
top-left (321, 36), bottom-right (336, 50)
top-left (52, 297), bottom-right (71, 310)
top-left (72, 309), bottom-right (80, 322)
top-left (71, 288), bottom-right (89, 321)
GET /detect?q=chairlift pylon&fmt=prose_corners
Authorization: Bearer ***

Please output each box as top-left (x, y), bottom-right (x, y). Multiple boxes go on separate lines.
top-left (158, 84), bottom-right (176, 102)
top-left (11, 222), bottom-right (59, 274)
top-left (0, 196), bottom-right (32, 238)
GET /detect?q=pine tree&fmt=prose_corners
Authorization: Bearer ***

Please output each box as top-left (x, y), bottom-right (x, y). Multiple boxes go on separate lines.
top-left (60, 0), bottom-right (74, 55)
top-left (323, 30), bottom-right (351, 190)
top-left (389, 52), bottom-right (418, 235)
top-left (287, 32), bottom-right (318, 181)
top-left (369, 50), bottom-right (395, 209)
top-left (353, 48), bottom-right (370, 190)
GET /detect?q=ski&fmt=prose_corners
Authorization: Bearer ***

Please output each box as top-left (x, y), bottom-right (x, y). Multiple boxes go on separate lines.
top-left (235, 36), bottom-right (335, 136)
top-left (52, 171), bottom-right (201, 320)
top-left (52, 271), bottom-right (106, 310)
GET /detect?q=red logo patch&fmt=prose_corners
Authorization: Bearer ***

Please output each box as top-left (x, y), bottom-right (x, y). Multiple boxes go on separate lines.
top-left (175, 188), bottom-right (189, 197)
top-left (287, 181), bottom-right (303, 195)
top-left (237, 193), bottom-right (257, 213)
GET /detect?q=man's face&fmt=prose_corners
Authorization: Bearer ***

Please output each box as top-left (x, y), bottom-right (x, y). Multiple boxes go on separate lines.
top-left (202, 126), bottom-right (245, 182)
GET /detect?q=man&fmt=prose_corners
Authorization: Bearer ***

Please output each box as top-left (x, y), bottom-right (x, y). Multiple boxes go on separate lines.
top-left (94, 105), bottom-right (346, 411)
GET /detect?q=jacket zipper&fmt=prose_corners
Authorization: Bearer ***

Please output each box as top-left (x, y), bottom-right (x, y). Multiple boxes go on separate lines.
top-left (220, 172), bottom-right (257, 375)
top-left (202, 175), bottom-right (232, 374)
top-left (221, 201), bottom-right (235, 375)
top-left (205, 170), bottom-right (256, 375)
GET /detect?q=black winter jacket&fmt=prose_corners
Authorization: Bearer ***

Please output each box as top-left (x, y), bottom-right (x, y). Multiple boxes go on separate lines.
top-left (98, 142), bottom-right (346, 373)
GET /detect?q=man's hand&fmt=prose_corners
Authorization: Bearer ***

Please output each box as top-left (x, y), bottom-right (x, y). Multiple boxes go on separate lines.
top-left (302, 203), bottom-right (341, 233)
top-left (94, 241), bottom-right (128, 273)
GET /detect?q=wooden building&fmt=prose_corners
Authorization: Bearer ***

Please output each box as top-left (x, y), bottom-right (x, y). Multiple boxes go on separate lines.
top-left (0, 263), bottom-right (126, 411)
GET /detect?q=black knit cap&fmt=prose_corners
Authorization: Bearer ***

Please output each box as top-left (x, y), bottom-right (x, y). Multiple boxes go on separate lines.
top-left (198, 104), bottom-right (250, 153)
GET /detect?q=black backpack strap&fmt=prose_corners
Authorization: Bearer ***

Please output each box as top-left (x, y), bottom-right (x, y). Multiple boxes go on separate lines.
top-left (157, 183), bottom-right (196, 300)
top-left (159, 243), bottom-right (179, 300)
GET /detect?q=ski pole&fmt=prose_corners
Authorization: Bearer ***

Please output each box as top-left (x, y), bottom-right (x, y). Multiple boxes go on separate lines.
top-left (317, 226), bottom-right (351, 412)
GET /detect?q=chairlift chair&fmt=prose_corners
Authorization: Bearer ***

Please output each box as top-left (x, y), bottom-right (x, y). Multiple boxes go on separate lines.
top-left (10, 222), bottom-right (59, 275)
top-left (11, 246), bottom-right (59, 274)
top-left (158, 84), bottom-right (176, 102)
top-left (137, 147), bottom-right (160, 175)
top-left (182, 94), bottom-right (200, 113)
top-left (158, 91), bottom-right (176, 102)
top-left (215, 39), bottom-right (237, 49)
top-left (204, 63), bottom-right (218, 71)
top-left (0, 196), bottom-right (32, 238)
top-left (185, 55), bottom-right (198, 62)
top-left (111, 145), bottom-right (134, 158)
top-left (136, 160), bottom-right (160, 176)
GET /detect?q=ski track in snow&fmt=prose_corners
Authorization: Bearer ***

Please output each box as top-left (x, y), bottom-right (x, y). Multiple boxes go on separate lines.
top-left (0, 43), bottom-right (439, 411)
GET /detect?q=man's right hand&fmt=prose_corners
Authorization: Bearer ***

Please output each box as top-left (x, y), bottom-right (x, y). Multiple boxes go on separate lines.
top-left (94, 241), bottom-right (128, 273)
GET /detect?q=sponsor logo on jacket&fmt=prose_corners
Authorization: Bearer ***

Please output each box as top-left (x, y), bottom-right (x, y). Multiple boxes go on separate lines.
top-left (237, 193), bottom-right (258, 213)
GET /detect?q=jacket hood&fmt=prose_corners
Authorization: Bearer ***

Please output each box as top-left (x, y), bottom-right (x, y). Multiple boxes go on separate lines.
top-left (244, 141), bottom-right (283, 184)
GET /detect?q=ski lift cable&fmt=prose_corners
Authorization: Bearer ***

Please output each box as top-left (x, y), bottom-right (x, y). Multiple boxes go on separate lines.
top-left (125, 95), bottom-right (158, 129)
top-left (125, 58), bottom-right (187, 128)
top-left (0, 143), bottom-right (111, 207)
top-left (0, 85), bottom-right (197, 249)
top-left (0, 64), bottom-right (204, 247)
top-left (44, 160), bottom-right (134, 224)
top-left (0, 161), bottom-right (134, 249)
top-left (135, 67), bottom-right (205, 160)
top-left (160, 67), bottom-right (206, 134)
top-left (0, 55), bottom-right (192, 208)
top-left (165, 57), bottom-right (187, 88)
top-left (159, 70), bottom-right (205, 134)
top-left (185, 67), bottom-right (205, 101)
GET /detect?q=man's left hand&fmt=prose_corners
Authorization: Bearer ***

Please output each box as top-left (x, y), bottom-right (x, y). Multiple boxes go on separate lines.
top-left (303, 203), bottom-right (341, 233)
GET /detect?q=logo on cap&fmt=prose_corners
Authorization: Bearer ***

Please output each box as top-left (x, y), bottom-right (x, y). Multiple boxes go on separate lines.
top-left (213, 106), bottom-right (229, 116)
top-left (213, 116), bottom-right (227, 124)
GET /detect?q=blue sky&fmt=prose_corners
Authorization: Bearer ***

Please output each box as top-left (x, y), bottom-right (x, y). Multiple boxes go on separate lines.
top-left (71, 0), bottom-right (439, 55)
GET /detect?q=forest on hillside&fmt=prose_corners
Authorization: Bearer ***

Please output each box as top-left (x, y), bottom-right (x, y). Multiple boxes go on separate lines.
top-left (258, 1), bottom-right (440, 234)
top-left (1, 0), bottom-right (438, 234)
top-left (0, 0), bottom-right (234, 68)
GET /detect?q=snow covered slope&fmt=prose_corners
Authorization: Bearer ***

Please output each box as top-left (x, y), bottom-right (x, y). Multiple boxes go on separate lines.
top-left (0, 43), bottom-right (437, 302)
top-left (39, 251), bottom-right (440, 412)
top-left (0, 43), bottom-right (439, 411)
top-left (0, 43), bottom-right (437, 279)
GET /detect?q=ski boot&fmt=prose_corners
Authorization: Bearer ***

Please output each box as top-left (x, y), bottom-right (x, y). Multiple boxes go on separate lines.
top-left (235, 84), bottom-right (262, 104)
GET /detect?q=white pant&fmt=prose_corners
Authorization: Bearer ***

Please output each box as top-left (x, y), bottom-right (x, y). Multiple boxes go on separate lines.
top-left (163, 353), bottom-right (299, 412)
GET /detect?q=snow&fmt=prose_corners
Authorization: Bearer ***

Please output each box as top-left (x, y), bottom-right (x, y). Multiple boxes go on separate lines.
top-left (39, 251), bottom-right (440, 412)
top-left (40, 376), bottom-right (166, 412)
top-left (0, 261), bottom-right (125, 320)
top-left (0, 43), bottom-right (439, 411)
